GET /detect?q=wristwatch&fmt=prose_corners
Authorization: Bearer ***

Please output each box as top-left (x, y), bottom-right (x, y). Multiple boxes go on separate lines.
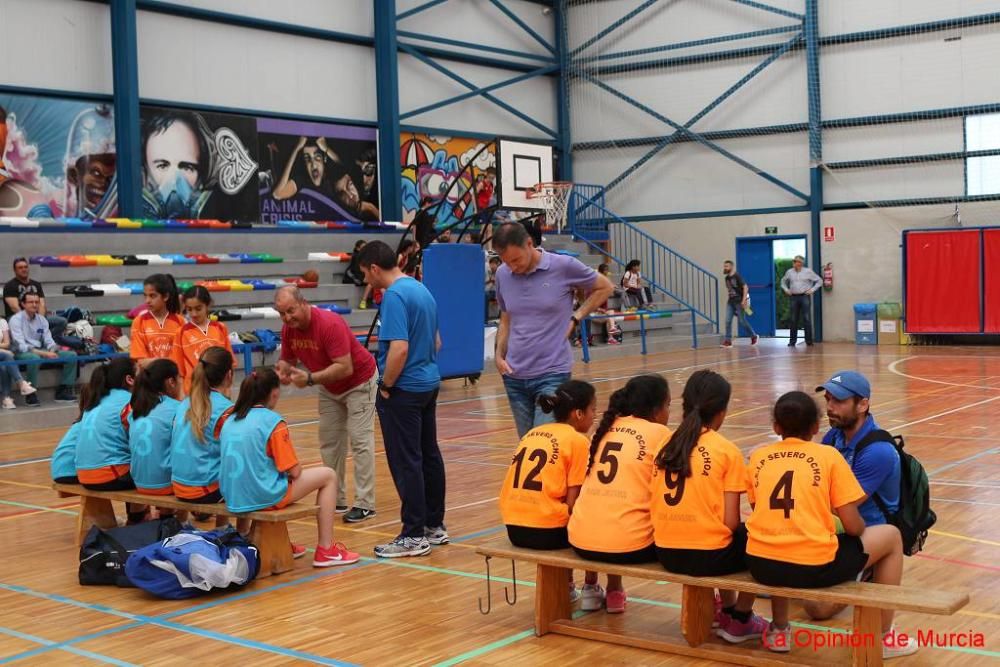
top-left (379, 380), bottom-right (395, 395)
top-left (306, 371), bottom-right (314, 387)
top-left (570, 315), bottom-right (580, 325)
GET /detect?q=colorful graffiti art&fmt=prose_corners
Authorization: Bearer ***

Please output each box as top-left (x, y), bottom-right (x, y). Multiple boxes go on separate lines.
top-left (400, 133), bottom-right (496, 226)
top-left (0, 93), bottom-right (118, 219)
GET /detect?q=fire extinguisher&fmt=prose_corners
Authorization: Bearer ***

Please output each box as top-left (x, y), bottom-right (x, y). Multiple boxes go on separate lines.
top-left (823, 262), bottom-right (834, 292)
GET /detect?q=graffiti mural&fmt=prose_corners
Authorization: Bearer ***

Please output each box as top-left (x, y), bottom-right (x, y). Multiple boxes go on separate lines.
top-left (0, 93), bottom-right (117, 219)
top-left (400, 133), bottom-right (496, 226)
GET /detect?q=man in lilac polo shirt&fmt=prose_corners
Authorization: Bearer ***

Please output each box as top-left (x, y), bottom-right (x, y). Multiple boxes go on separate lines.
top-left (493, 223), bottom-right (614, 437)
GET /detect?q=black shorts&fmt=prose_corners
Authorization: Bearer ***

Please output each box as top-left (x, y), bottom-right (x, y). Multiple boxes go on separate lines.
top-left (507, 525), bottom-right (569, 550)
top-left (82, 472), bottom-right (136, 492)
top-left (747, 534), bottom-right (869, 588)
top-left (53, 475), bottom-right (79, 485)
top-left (571, 543), bottom-right (657, 565)
top-left (179, 489), bottom-right (224, 504)
top-left (656, 523), bottom-right (749, 576)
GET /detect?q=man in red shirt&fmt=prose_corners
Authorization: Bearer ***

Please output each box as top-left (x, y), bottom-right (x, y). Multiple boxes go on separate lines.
top-left (274, 286), bottom-right (378, 523)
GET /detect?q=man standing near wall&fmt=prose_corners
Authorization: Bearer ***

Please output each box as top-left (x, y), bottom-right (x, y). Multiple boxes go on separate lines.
top-left (357, 241), bottom-right (447, 558)
top-left (721, 260), bottom-right (758, 347)
top-left (274, 286), bottom-right (378, 523)
top-left (780, 255), bottom-right (822, 346)
top-left (493, 223), bottom-right (614, 438)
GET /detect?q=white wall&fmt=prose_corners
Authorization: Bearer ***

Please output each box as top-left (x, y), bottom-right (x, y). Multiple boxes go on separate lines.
top-left (154, 0), bottom-right (374, 36)
top-left (0, 0), bottom-right (112, 94)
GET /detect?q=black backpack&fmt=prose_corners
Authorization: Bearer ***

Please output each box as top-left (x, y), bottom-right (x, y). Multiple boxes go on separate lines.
top-left (79, 517), bottom-right (183, 586)
top-left (854, 429), bottom-right (936, 556)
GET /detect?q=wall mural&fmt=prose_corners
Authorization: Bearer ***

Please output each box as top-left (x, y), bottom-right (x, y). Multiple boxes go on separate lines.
top-left (400, 132), bottom-right (496, 227)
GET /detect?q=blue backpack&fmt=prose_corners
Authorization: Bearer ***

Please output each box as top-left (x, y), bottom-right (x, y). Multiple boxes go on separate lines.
top-left (253, 328), bottom-right (280, 353)
top-left (125, 526), bottom-right (260, 599)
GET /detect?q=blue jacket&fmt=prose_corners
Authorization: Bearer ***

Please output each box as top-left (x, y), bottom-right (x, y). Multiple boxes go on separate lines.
top-left (822, 414), bottom-right (901, 525)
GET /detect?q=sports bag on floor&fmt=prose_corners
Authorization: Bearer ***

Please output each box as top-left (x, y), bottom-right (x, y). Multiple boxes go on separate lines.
top-left (125, 526), bottom-right (260, 599)
top-left (79, 517), bottom-right (183, 586)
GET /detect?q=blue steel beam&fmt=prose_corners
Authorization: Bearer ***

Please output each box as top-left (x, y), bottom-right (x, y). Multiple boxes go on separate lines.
top-left (826, 148), bottom-right (1000, 170)
top-left (488, 0), bottom-right (556, 53)
top-left (397, 0), bottom-right (449, 21)
top-left (729, 0), bottom-right (803, 21)
top-left (400, 63), bottom-right (559, 119)
top-left (805, 0), bottom-right (823, 341)
top-left (555, 0), bottom-right (572, 181)
top-left (825, 194), bottom-right (1000, 209)
top-left (574, 121), bottom-right (808, 150)
top-left (397, 30), bottom-right (556, 63)
top-left (623, 205), bottom-right (810, 222)
top-left (408, 43), bottom-right (553, 73)
top-left (375, 0), bottom-right (402, 222)
top-left (576, 24), bottom-right (802, 63)
top-left (569, 0), bottom-right (661, 58)
top-left (110, 0), bottom-right (142, 217)
top-left (595, 31), bottom-right (805, 194)
top-left (398, 42), bottom-right (557, 137)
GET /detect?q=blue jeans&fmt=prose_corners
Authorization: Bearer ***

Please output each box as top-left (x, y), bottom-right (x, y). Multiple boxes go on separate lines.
top-left (502, 372), bottom-right (572, 439)
top-left (724, 302), bottom-right (756, 341)
top-left (0, 349), bottom-right (24, 398)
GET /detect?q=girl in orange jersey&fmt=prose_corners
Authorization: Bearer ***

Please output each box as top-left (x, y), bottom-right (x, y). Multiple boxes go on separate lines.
top-left (176, 285), bottom-right (233, 393)
top-left (567, 375), bottom-right (671, 614)
top-left (746, 392), bottom-right (916, 658)
top-left (651, 370), bottom-right (773, 645)
top-left (131, 274), bottom-right (185, 369)
top-left (498, 381), bottom-right (599, 606)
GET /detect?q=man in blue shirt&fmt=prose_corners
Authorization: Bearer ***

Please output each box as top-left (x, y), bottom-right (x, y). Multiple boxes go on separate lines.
top-left (805, 370), bottom-right (902, 620)
top-left (357, 240), bottom-right (446, 559)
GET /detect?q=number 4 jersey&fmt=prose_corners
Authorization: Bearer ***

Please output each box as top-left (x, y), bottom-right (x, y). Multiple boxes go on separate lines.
top-left (568, 416), bottom-right (671, 553)
top-left (499, 423), bottom-right (591, 529)
top-left (746, 438), bottom-right (865, 565)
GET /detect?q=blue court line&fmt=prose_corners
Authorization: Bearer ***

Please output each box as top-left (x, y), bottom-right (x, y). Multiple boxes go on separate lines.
top-left (450, 525), bottom-right (503, 543)
top-left (0, 626), bottom-right (138, 667)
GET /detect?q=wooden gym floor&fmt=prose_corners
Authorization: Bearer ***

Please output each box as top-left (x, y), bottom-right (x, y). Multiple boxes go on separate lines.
top-left (0, 340), bottom-right (998, 665)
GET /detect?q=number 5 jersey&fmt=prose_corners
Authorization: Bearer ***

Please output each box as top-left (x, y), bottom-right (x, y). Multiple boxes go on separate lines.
top-left (746, 437), bottom-right (865, 565)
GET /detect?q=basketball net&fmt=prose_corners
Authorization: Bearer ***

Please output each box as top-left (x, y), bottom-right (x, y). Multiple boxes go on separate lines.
top-left (527, 181), bottom-right (574, 234)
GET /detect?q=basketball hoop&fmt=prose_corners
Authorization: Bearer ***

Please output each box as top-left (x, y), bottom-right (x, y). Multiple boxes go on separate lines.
top-left (527, 181), bottom-right (574, 233)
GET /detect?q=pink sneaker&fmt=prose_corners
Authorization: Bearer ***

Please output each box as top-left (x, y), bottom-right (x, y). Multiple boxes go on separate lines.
top-left (313, 542), bottom-right (361, 567)
top-left (720, 340), bottom-right (733, 348)
top-left (291, 543), bottom-right (307, 559)
top-left (712, 594), bottom-right (727, 628)
top-left (717, 612), bottom-right (769, 644)
top-left (606, 589), bottom-right (627, 614)
top-left (751, 335), bottom-right (759, 345)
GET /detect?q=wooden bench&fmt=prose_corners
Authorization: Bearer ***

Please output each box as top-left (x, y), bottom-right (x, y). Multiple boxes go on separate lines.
top-left (54, 483), bottom-right (318, 577)
top-left (476, 538), bottom-right (968, 666)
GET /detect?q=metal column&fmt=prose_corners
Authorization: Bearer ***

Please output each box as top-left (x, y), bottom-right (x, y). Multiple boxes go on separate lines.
top-left (555, 0), bottom-right (572, 182)
top-left (375, 0), bottom-right (403, 222)
top-left (805, 0), bottom-right (823, 341)
top-left (110, 0), bottom-right (142, 217)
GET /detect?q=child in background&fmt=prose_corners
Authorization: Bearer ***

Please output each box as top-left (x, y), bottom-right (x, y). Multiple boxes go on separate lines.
top-left (131, 274), bottom-right (185, 368)
top-left (651, 370), bottom-right (772, 644)
top-left (499, 381), bottom-right (598, 605)
top-left (567, 375), bottom-right (671, 614)
top-left (621, 260), bottom-right (652, 310)
top-left (220, 369), bottom-right (360, 567)
top-left (0, 316), bottom-right (36, 409)
top-left (745, 392), bottom-right (917, 658)
top-left (176, 285), bottom-right (233, 393)
top-left (129, 359), bottom-right (183, 497)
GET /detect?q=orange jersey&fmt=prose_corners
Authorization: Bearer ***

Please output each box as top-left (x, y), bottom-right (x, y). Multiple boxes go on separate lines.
top-left (568, 416), bottom-right (670, 553)
top-left (130, 312), bottom-right (185, 362)
top-left (176, 321), bottom-right (234, 392)
top-left (746, 438), bottom-right (865, 566)
top-left (498, 422), bottom-right (590, 529)
top-left (650, 429), bottom-right (748, 550)
top-left (266, 422), bottom-right (299, 472)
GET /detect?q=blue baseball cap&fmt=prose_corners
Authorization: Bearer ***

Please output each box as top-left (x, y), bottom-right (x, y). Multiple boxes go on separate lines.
top-left (816, 371), bottom-right (871, 400)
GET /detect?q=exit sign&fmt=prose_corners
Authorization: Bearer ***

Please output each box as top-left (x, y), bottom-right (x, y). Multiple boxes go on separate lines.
top-left (765, 226), bottom-right (778, 235)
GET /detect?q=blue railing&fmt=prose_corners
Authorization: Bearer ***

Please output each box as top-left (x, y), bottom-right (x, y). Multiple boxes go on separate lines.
top-left (567, 186), bottom-right (719, 333)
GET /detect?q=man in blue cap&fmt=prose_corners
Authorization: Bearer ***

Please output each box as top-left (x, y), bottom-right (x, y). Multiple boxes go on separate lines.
top-left (804, 370), bottom-right (902, 621)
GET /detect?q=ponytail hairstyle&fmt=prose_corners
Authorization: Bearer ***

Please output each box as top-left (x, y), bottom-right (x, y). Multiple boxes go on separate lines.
top-left (144, 273), bottom-right (181, 314)
top-left (772, 391), bottom-right (820, 440)
top-left (186, 346), bottom-right (233, 443)
top-left (625, 259), bottom-right (641, 273)
top-left (654, 370), bottom-right (731, 476)
top-left (130, 358), bottom-right (179, 419)
top-left (588, 374), bottom-right (670, 473)
top-left (79, 357), bottom-right (136, 413)
top-left (183, 284), bottom-right (213, 307)
top-left (232, 368), bottom-right (281, 420)
top-left (537, 380), bottom-right (596, 423)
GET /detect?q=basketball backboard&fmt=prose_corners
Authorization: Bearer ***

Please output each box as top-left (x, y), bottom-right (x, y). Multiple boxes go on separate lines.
top-left (496, 138), bottom-right (554, 211)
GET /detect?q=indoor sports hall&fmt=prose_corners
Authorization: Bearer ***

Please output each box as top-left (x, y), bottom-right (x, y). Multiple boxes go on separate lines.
top-left (0, 1), bottom-right (998, 665)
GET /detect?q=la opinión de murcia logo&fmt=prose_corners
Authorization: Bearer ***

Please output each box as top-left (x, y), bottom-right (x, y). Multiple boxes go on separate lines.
top-left (762, 628), bottom-right (987, 651)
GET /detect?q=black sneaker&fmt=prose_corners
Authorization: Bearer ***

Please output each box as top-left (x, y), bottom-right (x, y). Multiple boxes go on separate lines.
top-left (336, 505), bottom-right (349, 514)
top-left (25, 394), bottom-right (40, 407)
top-left (54, 389), bottom-right (77, 403)
top-left (343, 507), bottom-right (377, 523)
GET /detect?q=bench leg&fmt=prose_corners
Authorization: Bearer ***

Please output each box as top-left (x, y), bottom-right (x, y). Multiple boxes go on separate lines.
top-left (77, 496), bottom-right (117, 545)
top-left (852, 605), bottom-right (883, 666)
top-left (534, 563), bottom-right (571, 636)
top-left (681, 584), bottom-right (715, 647)
top-left (250, 521), bottom-right (294, 578)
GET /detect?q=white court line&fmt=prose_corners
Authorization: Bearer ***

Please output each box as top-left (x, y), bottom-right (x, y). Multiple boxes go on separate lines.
top-left (887, 356), bottom-right (1000, 390)
top-left (931, 480), bottom-right (1000, 489)
top-left (360, 496), bottom-right (500, 531)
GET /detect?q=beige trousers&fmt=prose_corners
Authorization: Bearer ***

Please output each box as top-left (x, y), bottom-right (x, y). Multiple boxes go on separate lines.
top-left (317, 374), bottom-right (377, 510)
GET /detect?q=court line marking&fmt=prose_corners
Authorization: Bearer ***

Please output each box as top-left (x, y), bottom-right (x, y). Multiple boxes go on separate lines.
top-left (0, 625), bottom-right (138, 667)
top-left (359, 497), bottom-right (500, 531)
top-left (929, 529), bottom-right (1000, 548)
top-left (887, 356), bottom-right (1000, 390)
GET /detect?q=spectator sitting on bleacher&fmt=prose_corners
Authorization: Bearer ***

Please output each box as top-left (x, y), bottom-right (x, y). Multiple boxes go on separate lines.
top-left (1, 316), bottom-right (38, 409)
top-left (4, 257), bottom-right (83, 351)
top-left (343, 240), bottom-right (367, 286)
top-left (9, 292), bottom-right (78, 405)
top-left (622, 259), bottom-right (652, 310)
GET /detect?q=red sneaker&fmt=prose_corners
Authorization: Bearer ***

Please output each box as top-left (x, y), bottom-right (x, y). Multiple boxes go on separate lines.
top-left (313, 542), bottom-right (361, 567)
top-left (606, 589), bottom-right (627, 614)
top-left (751, 335), bottom-right (759, 345)
top-left (291, 543), bottom-right (307, 559)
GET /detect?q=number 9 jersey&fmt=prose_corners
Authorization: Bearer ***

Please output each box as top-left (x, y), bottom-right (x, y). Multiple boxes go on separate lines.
top-left (499, 423), bottom-right (591, 529)
top-left (746, 437), bottom-right (865, 565)
top-left (568, 416), bottom-right (671, 554)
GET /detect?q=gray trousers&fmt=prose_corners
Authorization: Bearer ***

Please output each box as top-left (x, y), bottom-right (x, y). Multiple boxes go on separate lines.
top-left (318, 375), bottom-right (378, 510)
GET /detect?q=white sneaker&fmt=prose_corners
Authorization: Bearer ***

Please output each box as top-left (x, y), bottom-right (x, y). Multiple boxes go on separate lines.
top-left (2, 397), bottom-right (15, 410)
top-left (581, 583), bottom-right (606, 611)
top-left (19, 381), bottom-right (36, 396)
top-left (568, 583), bottom-right (581, 604)
top-left (883, 627), bottom-right (919, 659)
